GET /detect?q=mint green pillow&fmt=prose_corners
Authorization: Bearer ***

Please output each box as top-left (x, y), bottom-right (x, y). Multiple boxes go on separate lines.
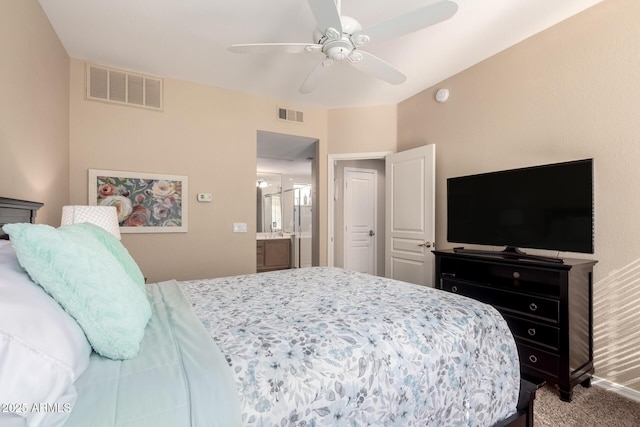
top-left (72, 223), bottom-right (145, 291)
top-left (2, 223), bottom-right (151, 360)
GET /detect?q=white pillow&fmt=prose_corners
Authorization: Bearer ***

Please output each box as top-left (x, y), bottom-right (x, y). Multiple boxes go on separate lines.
top-left (0, 240), bottom-right (92, 427)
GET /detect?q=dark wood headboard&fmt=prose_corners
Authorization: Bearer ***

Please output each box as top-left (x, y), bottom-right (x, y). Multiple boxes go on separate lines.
top-left (0, 197), bottom-right (43, 239)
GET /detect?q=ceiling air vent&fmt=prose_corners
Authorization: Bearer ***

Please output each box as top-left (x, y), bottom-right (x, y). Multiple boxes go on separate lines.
top-left (277, 107), bottom-right (304, 124)
top-left (86, 64), bottom-right (163, 111)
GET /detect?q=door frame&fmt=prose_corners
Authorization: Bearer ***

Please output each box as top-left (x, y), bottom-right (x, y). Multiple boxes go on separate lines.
top-left (343, 167), bottom-right (378, 274)
top-left (327, 151), bottom-right (392, 267)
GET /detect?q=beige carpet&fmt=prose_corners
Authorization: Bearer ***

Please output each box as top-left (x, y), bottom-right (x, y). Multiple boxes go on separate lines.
top-left (534, 383), bottom-right (640, 427)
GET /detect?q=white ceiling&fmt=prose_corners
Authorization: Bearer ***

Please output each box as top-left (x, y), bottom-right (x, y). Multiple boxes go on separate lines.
top-left (39, 0), bottom-right (603, 110)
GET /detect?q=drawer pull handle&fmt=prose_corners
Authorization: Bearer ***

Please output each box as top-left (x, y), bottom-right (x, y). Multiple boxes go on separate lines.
top-left (529, 303), bottom-right (538, 312)
top-left (528, 328), bottom-right (536, 336)
top-left (513, 271), bottom-right (521, 279)
top-left (451, 286), bottom-right (458, 293)
top-left (529, 355), bottom-right (538, 364)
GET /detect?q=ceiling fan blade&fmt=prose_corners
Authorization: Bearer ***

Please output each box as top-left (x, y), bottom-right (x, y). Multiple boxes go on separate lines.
top-left (229, 43), bottom-right (322, 54)
top-left (300, 59), bottom-right (333, 94)
top-left (349, 51), bottom-right (406, 85)
top-left (307, 0), bottom-right (342, 34)
top-left (353, 0), bottom-right (458, 44)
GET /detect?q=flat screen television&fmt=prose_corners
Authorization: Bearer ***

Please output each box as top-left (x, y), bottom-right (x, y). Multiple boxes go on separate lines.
top-left (447, 159), bottom-right (593, 261)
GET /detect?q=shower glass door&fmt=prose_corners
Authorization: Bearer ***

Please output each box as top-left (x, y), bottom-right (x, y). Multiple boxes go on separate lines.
top-left (283, 185), bottom-right (312, 268)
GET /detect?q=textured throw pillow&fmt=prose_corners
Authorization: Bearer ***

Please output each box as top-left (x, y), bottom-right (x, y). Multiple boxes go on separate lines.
top-left (0, 240), bottom-right (92, 427)
top-left (2, 223), bottom-right (151, 360)
top-left (71, 223), bottom-right (145, 291)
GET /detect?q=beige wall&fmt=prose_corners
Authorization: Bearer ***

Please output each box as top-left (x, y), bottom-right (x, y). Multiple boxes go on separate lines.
top-left (0, 0), bottom-right (69, 225)
top-left (327, 105), bottom-right (397, 155)
top-left (69, 59), bottom-right (327, 281)
top-left (398, 0), bottom-right (640, 393)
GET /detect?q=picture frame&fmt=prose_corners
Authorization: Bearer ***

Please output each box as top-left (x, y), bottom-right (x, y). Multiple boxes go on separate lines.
top-left (88, 169), bottom-right (188, 233)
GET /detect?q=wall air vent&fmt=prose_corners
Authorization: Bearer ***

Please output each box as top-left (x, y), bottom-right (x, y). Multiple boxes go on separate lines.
top-left (277, 107), bottom-right (304, 124)
top-left (86, 64), bottom-right (163, 111)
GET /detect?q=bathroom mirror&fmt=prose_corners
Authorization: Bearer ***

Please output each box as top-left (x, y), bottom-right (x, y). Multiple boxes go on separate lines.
top-left (256, 172), bottom-right (281, 232)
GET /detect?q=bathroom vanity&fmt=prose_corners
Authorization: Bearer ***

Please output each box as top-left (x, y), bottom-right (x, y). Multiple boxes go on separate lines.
top-left (256, 234), bottom-right (291, 272)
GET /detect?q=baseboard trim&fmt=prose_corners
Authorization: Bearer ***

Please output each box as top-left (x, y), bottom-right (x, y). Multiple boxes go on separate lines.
top-left (592, 376), bottom-right (640, 403)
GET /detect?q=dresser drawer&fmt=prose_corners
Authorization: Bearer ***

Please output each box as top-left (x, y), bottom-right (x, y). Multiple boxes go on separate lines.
top-left (442, 279), bottom-right (560, 324)
top-left (518, 343), bottom-right (560, 378)
top-left (503, 314), bottom-right (560, 351)
top-left (439, 257), bottom-right (562, 297)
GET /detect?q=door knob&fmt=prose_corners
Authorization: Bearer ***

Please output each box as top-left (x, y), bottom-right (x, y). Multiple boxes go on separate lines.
top-left (369, 230), bottom-right (375, 237)
top-left (418, 241), bottom-right (432, 248)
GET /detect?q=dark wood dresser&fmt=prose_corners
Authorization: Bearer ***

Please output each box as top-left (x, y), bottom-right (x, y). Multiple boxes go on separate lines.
top-left (434, 249), bottom-right (597, 401)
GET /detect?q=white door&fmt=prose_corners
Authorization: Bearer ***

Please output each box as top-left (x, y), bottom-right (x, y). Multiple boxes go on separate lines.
top-left (385, 145), bottom-right (436, 286)
top-left (344, 168), bottom-right (377, 274)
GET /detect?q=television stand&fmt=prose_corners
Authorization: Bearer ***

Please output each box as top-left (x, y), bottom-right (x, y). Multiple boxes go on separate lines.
top-left (452, 246), bottom-right (565, 264)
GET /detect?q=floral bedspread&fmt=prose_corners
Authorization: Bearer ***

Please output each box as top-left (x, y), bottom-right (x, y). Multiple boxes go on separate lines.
top-left (180, 267), bottom-right (520, 427)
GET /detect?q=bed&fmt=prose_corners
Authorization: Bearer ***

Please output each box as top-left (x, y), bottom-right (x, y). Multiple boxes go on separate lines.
top-left (0, 197), bottom-right (536, 427)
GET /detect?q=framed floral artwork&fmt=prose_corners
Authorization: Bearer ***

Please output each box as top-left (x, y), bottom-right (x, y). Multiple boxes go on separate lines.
top-left (88, 169), bottom-right (188, 233)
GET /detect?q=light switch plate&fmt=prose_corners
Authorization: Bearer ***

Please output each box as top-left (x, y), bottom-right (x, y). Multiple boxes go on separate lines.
top-left (233, 222), bottom-right (247, 233)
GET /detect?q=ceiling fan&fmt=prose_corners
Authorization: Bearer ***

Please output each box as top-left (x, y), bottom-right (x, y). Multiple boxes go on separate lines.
top-left (229, 0), bottom-right (458, 94)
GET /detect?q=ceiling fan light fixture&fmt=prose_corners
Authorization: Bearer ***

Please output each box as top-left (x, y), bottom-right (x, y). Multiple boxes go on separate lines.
top-left (324, 27), bottom-right (341, 40)
top-left (323, 39), bottom-right (354, 61)
top-left (322, 58), bottom-right (334, 67)
top-left (351, 34), bottom-right (370, 47)
top-left (348, 51), bottom-right (363, 63)
top-left (328, 47), bottom-right (349, 60)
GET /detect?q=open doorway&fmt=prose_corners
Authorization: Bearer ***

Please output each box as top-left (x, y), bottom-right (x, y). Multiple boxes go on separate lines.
top-left (327, 144), bottom-right (435, 286)
top-left (328, 146), bottom-right (436, 285)
top-left (257, 131), bottom-right (319, 270)
top-left (328, 152), bottom-right (391, 277)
